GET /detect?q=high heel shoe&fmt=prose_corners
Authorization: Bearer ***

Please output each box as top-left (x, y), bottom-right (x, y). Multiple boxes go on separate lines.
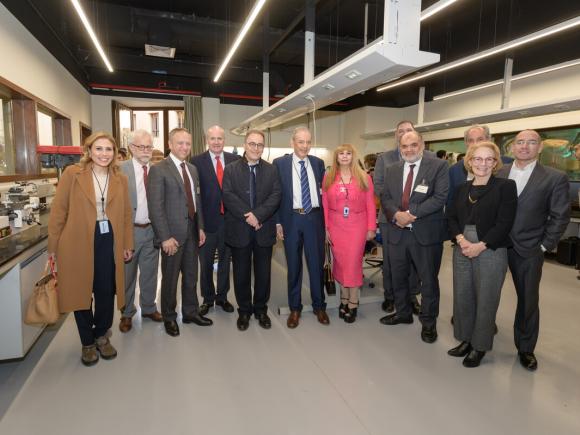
top-left (339, 298), bottom-right (349, 319)
top-left (344, 302), bottom-right (358, 324)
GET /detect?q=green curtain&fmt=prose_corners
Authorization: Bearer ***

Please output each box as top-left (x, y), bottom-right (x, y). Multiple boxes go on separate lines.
top-left (184, 96), bottom-right (204, 157)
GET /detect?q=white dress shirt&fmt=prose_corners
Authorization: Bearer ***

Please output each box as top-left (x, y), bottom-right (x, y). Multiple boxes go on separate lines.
top-left (402, 158), bottom-right (422, 196)
top-left (169, 152), bottom-right (197, 210)
top-left (508, 160), bottom-right (537, 196)
top-left (132, 158), bottom-right (150, 224)
top-left (210, 151), bottom-right (225, 174)
top-left (291, 153), bottom-right (320, 209)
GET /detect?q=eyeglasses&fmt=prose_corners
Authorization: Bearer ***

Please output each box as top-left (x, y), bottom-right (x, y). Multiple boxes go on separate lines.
top-left (514, 139), bottom-right (539, 146)
top-left (471, 157), bottom-right (496, 165)
top-left (246, 142), bottom-right (265, 150)
top-left (131, 144), bottom-right (153, 151)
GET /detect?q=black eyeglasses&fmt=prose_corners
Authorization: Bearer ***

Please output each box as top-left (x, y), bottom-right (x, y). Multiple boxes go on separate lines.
top-left (131, 144), bottom-right (153, 151)
top-left (246, 142), bottom-right (265, 150)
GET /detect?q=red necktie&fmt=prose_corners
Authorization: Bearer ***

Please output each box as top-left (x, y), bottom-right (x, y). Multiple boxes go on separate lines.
top-left (180, 162), bottom-right (196, 219)
top-left (216, 156), bottom-right (224, 214)
top-left (142, 165), bottom-right (148, 192)
top-left (401, 164), bottom-right (415, 211)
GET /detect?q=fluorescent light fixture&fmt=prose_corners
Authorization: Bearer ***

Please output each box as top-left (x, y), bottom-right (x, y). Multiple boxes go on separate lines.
top-left (377, 16), bottom-right (580, 93)
top-left (433, 58), bottom-right (580, 100)
top-left (420, 0), bottom-right (459, 22)
top-left (322, 83), bottom-right (336, 90)
top-left (213, 0), bottom-right (267, 82)
top-left (70, 0), bottom-right (114, 72)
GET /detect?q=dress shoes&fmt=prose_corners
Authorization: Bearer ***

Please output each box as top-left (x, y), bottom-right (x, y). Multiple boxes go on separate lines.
top-left (182, 313), bottom-right (213, 326)
top-left (462, 350), bottom-right (486, 368)
top-left (141, 310), bottom-right (163, 322)
top-left (164, 320), bottom-right (180, 337)
top-left (287, 310), bottom-right (300, 329)
top-left (237, 314), bottom-right (250, 331)
top-left (119, 316), bottom-right (132, 333)
top-left (421, 326), bottom-right (438, 343)
top-left (216, 300), bottom-right (235, 313)
top-left (199, 303), bottom-right (213, 316)
top-left (448, 341), bottom-right (472, 357)
top-left (518, 352), bottom-right (538, 371)
top-left (314, 309), bottom-right (330, 325)
top-left (411, 296), bottom-right (421, 316)
top-left (255, 313), bottom-right (272, 329)
top-left (380, 313), bottom-right (413, 325)
top-left (381, 300), bottom-right (395, 313)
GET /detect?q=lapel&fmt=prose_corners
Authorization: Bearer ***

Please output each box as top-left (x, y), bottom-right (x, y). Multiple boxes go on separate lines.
top-left (165, 157), bottom-right (186, 196)
top-left (76, 166), bottom-right (97, 208)
top-left (518, 162), bottom-right (544, 200)
top-left (106, 171), bottom-right (120, 206)
top-left (412, 157), bottom-right (430, 193)
top-left (390, 161), bottom-right (405, 204)
top-left (124, 160), bottom-right (137, 208)
top-left (204, 151), bottom-right (220, 185)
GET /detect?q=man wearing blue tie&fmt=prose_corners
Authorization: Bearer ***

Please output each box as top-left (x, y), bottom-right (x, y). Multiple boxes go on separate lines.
top-left (274, 127), bottom-right (328, 328)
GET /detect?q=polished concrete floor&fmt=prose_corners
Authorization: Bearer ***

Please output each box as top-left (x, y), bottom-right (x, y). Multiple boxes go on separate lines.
top-left (1, 243), bottom-right (579, 435)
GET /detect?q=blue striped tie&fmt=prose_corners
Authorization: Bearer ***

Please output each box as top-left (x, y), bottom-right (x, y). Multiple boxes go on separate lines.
top-left (299, 160), bottom-right (312, 213)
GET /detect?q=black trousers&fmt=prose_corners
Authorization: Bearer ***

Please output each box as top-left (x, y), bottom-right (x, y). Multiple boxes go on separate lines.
top-left (508, 248), bottom-right (544, 353)
top-left (230, 235), bottom-right (273, 316)
top-left (74, 221), bottom-right (116, 346)
top-left (199, 217), bottom-right (231, 304)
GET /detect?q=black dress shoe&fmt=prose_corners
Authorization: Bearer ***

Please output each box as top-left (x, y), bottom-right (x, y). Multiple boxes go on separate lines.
top-left (237, 314), bottom-right (250, 331)
top-left (379, 313), bottom-right (414, 325)
top-left (199, 303), bottom-right (213, 316)
top-left (463, 350), bottom-right (486, 368)
top-left (421, 325), bottom-right (438, 343)
top-left (216, 300), bottom-right (235, 313)
top-left (518, 352), bottom-right (538, 371)
top-left (381, 300), bottom-right (395, 313)
top-left (164, 320), bottom-right (180, 337)
top-left (182, 313), bottom-right (213, 326)
top-left (255, 313), bottom-right (272, 329)
top-left (448, 341), bottom-right (472, 357)
top-left (410, 296), bottom-right (421, 316)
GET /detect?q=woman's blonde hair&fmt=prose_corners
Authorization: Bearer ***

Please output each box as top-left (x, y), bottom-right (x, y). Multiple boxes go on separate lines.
top-left (464, 141), bottom-right (503, 175)
top-left (79, 131), bottom-right (119, 173)
top-left (323, 144), bottom-right (368, 191)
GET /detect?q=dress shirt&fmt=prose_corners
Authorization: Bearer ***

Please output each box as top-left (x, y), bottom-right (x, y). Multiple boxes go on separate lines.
top-left (291, 153), bottom-right (320, 208)
top-left (508, 160), bottom-right (537, 196)
top-left (169, 152), bottom-right (197, 210)
top-left (210, 151), bottom-right (225, 174)
top-left (131, 158), bottom-right (150, 224)
top-left (401, 158), bottom-right (422, 198)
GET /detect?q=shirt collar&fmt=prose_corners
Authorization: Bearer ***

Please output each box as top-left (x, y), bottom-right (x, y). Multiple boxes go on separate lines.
top-left (512, 159), bottom-right (537, 172)
top-left (169, 152), bottom-right (184, 167)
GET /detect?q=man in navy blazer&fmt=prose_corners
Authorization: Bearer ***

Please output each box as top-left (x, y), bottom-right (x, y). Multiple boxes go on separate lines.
top-left (191, 125), bottom-right (239, 316)
top-left (273, 126), bottom-right (329, 328)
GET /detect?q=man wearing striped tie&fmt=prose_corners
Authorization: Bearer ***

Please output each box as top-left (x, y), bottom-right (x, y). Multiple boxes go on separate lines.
top-left (274, 127), bottom-right (329, 329)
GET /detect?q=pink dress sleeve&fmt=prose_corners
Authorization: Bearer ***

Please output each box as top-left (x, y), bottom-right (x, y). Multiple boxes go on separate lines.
top-left (366, 175), bottom-right (377, 231)
top-left (322, 174), bottom-right (329, 231)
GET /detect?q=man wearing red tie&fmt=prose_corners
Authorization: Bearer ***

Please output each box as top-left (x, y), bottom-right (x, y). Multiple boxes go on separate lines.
top-left (191, 125), bottom-right (240, 316)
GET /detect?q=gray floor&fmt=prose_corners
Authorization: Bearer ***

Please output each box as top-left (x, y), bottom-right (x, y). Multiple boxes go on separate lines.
top-left (1, 243), bottom-right (579, 435)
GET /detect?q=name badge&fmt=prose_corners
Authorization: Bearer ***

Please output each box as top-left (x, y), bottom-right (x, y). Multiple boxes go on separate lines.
top-left (343, 206), bottom-right (350, 218)
top-left (414, 184), bottom-right (428, 194)
top-left (196, 187), bottom-right (200, 195)
top-left (99, 220), bottom-right (110, 234)
top-left (339, 187), bottom-right (346, 193)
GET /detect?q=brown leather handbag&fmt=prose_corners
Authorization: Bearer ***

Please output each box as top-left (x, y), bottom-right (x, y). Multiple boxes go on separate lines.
top-left (324, 240), bottom-right (336, 295)
top-left (24, 259), bottom-right (59, 325)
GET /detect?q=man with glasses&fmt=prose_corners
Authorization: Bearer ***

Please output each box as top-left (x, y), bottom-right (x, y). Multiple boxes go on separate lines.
top-left (119, 130), bottom-right (161, 332)
top-left (222, 130), bottom-right (281, 331)
top-left (191, 125), bottom-right (239, 317)
top-left (497, 129), bottom-right (570, 371)
top-left (273, 126), bottom-right (328, 329)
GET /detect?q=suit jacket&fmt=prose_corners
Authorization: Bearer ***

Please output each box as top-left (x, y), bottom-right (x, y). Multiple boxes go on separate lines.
top-left (222, 157), bottom-right (282, 248)
top-left (374, 148), bottom-right (435, 223)
top-left (190, 150), bottom-right (239, 233)
top-left (447, 176), bottom-right (517, 250)
top-left (120, 159), bottom-right (139, 223)
top-left (497, 162), bottom-right (570, 257)
top-left (273, 153), bottom-right (325, 231)
top-left (380, 157), bottom-right (449, 246)
top-left (147, 156), bottom-right (204, 246)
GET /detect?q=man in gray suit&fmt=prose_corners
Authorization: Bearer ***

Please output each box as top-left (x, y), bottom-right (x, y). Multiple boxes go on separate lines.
top-left (118, 130), bottom-right (161, 333)
top-left (379, 131), bottom-right (448, 344)
top-left (148, 128), bottom-right (212, 337)
top-left (374, 121), bottom-right (435, 314)
top-left (497, 129), bottom-right (570, 371)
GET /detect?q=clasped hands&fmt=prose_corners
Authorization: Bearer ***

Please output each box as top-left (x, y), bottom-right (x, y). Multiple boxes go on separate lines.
top-left (162, 230), bottom-right (206, 256)
top-left (457, 237), bottom-right (487, 259)
top-left (393, 210), bottom-right (416, 228)
top-left (244, 212), bottom-right (262, 231)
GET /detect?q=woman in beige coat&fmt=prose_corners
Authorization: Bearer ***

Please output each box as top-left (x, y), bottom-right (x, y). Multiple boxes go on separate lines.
top-left (48, 132), bottom-right (133, 366)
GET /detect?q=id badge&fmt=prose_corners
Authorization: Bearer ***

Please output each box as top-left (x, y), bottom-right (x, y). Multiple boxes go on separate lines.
top-left (99, 220), bottom-right (110, 234)
top-left (414, 183), bottom-right (428, 194)
top-left (343, 206), bottom-right (350, 218)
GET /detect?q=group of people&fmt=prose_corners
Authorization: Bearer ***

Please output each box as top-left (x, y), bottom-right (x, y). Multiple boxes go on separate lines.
top-left (48, 120), bottom-right (569, 372)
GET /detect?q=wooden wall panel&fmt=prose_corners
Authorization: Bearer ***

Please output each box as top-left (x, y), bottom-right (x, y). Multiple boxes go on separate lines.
top-left (12, 98), bottom-right (38, 175)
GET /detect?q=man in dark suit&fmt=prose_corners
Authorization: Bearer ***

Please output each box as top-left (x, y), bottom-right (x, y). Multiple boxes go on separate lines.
top-left (148, 127), bottom-right (212, 337)
top-left (379, 131), bottom-right (449, 344)
top-left (497, 129), bottom-right (570, 371)
top-left (191, 125), bottom-right (239, 316)
top-left (374, 121), bottom-right (434, 315)
top-left (273, 126), bottom-right (328, 329)
top-left (119, 130), bottom-right (162, 333)
top-left (222, 129), bottom-right (281, 331)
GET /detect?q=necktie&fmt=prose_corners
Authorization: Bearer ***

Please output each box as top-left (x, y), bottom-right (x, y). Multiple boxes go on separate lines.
top-left (142, 165), bottom-right (148, 192)
top-left (299, 160), bottom-right (312, 213)
top-left (216, 155), bottom-right (224, 214)
top-left (180, 162), bottom-right (196, 219)
top-left (249, 165), bottom-right (257, 209)
top-left (401, 164), bottom-right (415, 211)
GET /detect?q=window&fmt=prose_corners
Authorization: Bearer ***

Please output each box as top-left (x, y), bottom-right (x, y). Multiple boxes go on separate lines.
top-left (37, 110), bottom-right (54, 145)
top-left (150, 112), bottom-right (159, 137)
top-left (0, 97), bottom-right (14, 175)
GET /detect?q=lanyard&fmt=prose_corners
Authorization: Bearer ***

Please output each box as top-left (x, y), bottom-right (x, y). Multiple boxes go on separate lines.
top-left (92, 167), bottom-right (109, 218)
top-left (339, 174), bottom-right (351, 202)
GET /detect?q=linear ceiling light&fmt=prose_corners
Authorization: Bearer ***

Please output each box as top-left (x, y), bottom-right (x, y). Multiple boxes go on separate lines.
top-left (433, 58), bottom-right (580, 100)
top-left (70, 0), bottom-right (114, 72)
top-left (377, 15), bottom-right (580, 93)
top-left (420, 0), bottom-right (460, 22)
top-left (214, 0), bottom-right (267, 82)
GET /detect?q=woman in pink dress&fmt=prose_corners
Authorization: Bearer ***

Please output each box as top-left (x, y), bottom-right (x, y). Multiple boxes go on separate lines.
top-left (322, 144), bottom-right (376, 323)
